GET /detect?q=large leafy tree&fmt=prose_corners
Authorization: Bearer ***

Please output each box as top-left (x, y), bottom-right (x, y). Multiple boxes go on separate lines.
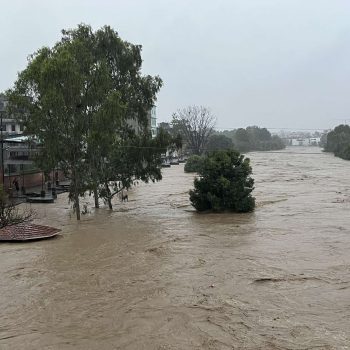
top-left (157, 124), bottom-right (183, 161)
top-left (218, 126), bottom-right (285, 152)
top-left (184, 155), bottom-right (204, 173)
top-left (233, 128), bottom-right (251, 152)
top-left (189, 150), bottom-right (255, 212)
top-left (172, 106), bottom-right (216, 155)
top-left (7, 24), bottom-right (163, 219)
top-left (206, 134), bottom-right (233, 153)
top-left (96, 127), bottom-right (169, 209)
top-left (324, 124), bottom-right (350, 160)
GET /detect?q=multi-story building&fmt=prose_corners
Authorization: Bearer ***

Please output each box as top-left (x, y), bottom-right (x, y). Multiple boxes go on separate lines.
top-left (127, 105), bottom-right (157, 138)
top-left (0, 94), bottom-right (24, 136)
top-left (149, 106), bottom-right (157, 138)
top-left (0, 94), bottom-right (157, 192)
top-left (0, 95), bottom-right (46, 191)
top-left (290, 138), bottom-right (321, 146)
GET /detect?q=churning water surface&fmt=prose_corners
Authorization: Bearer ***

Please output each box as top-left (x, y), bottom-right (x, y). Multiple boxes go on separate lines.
top-left (0, 147), bottom-right (349, 349)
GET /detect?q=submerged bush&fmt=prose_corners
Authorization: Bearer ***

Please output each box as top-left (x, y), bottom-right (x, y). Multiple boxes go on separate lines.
top-left (189, 150), bottom-right (255, 213)
top-left (184, 155), bottom-right (204, 173)
top-left (0, 185), bottom-right (35, 228)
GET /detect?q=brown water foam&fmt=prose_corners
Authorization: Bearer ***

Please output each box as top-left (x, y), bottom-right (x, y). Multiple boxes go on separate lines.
top-left (0, 147), bottom-right (349, 349)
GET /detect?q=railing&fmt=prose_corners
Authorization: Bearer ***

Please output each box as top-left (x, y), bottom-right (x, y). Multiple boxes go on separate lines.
top-left (8, 155), bottom-right (31, 161)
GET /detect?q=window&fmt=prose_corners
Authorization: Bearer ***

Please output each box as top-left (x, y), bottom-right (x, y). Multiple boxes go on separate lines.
top-left (7, 164), bottom-right (17, 175)
top-left (20, 124), bottom-right (24, 132)
top-left (11, 124), bottom-right (16, 132)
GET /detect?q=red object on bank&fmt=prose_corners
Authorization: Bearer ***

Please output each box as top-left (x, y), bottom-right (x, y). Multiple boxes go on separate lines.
top-left (0, 223), bottom-right (61, 241)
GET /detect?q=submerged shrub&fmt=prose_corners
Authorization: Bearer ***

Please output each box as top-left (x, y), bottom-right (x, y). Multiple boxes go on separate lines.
top-left (184, 155), bottom-right (204, 173)
top-left (189, 150), bottom-right (255, 213)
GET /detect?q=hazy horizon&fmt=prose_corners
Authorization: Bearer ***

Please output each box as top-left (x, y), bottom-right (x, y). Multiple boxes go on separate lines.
top-left (1, 0), bottom-right (350, 130)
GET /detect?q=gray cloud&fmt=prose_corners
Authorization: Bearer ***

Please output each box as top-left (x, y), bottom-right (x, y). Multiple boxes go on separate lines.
top-left (1, 0), bottom-right (350, 129)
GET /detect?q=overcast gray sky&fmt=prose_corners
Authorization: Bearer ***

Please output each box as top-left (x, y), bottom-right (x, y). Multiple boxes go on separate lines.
top-left (1, 0), bottom-right (350, 130)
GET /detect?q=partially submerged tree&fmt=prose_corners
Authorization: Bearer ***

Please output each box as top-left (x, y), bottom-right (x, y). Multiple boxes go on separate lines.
top-left (157, 123), bottom-right (183, 161)
top-left (324, 124), bottom-right (350, 160)
top-left (233, 128), bottom-right (251, 152)
top-left (189, 150), bottom-right (255, 212)
top-left (218, 126), bottom-right (285, 152)
top-left (7, 24), bottom-right (163, 219)
top-left (184, 155), bottom-right (204, 173)
top-left (172, 106), bottom-right (216, 155)
top-left (0, 186), bottom-right (35, 228)
top-left (96, 127), bottom-right (169, 209)
top-left (171, 133), bottom-right (183, 157)
top-left (206, 134), bottom-right (233, 153)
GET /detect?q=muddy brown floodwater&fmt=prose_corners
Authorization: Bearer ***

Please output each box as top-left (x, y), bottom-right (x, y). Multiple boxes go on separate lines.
top-left (0, 147), bottom-right (349, 349)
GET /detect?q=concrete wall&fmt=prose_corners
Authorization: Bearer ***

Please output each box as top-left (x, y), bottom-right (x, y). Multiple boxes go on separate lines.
top-left (1, 170), bottom-right (66, 191)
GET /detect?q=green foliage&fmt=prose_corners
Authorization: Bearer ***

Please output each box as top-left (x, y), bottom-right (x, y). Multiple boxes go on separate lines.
top-left (324, 124), bottom-right (350, 160)
top-left (218, 126), bottom-right (285, 152)
top-left (234, 128), bottom-right (251, 152)
top-left (157, 127), bottom-right (183, 162)
top-left (97, 127), bottom-right (169, 208)
top-left (7, 24), bottom-right (164, 218)
top-left (189, 150), bottom-right (255, 213)
top-left (268, 135), bottom-right (286, 150)
top-left (184, 155), bottom-right (204, 173)
top-left (206, 134), bottom-right (233, 152)
top-left (319, 133), bottom-right (327, 148)
top-left (172, 133), bottom-right (183, 151)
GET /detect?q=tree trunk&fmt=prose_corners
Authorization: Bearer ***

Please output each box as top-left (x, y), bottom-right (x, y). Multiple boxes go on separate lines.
top-left (105, 181), bottom-right (113, 209)
top-left (74, 166), bottom-right (81, 220)
top-left (93, 186), bottom-right (99, 208)
top-left (75, 190), bottom-right (81, 220)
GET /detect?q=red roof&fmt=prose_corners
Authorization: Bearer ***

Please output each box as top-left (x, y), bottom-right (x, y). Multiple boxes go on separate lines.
top-left (0, 223), bottom-right (61, 241)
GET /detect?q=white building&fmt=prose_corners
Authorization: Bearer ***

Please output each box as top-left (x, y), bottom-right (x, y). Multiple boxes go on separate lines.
top-left (127, 105), bottom-right (157, 138)
top-left (149, 106), bottom-right (157, 138)
top-left (0, 95), bottom-right (24, 136)
top-left (290, 138), bottom-right (321, 146)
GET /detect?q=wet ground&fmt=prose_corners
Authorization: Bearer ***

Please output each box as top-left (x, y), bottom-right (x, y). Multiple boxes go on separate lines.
top-left (0, 147), bottom-right (349, 349)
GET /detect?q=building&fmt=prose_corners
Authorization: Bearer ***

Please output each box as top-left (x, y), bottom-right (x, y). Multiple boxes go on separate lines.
top-left (290, 138), bottom-right (321, 146)
top-left (0, 95), bottom-right (46, 191)
top-left (127, 105), bottom-right (157, 138)
top-left (2, 136), bottom-right (42, 190)
top-left (0, 94), bottom-right (24, 136)
top-left (149, 106), bottom-right (157, 138)
top-left (1, 94), bottom-right (156, 192)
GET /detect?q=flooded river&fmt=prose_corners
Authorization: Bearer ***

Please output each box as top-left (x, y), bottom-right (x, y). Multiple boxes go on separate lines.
top-left (0, 147), bottom-right (349, 349)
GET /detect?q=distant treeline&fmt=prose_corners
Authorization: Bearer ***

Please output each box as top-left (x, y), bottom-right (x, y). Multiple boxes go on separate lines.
top-left (214, 126), bottom-right (285, 152)
top-left (324, 124), bottom-right (350, 160)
